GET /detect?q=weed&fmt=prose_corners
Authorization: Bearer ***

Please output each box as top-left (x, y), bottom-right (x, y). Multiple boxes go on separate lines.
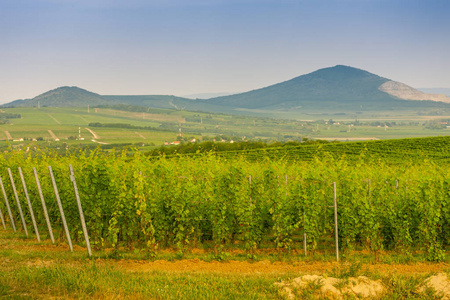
top-left (329, 260), bottom-right (366, 279)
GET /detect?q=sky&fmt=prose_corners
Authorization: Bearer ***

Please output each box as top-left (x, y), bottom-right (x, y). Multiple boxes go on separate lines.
top-left (1, 0), bottom-right (449, 103)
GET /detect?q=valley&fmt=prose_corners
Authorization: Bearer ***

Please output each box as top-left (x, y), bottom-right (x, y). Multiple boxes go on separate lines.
top-left (1, 105), bottom-right (450, 153)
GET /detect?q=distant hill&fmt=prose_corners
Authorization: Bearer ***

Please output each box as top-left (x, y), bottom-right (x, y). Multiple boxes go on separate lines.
top-left (3, 66), bottom-right (450, 115)
top-left (104, 95), bottom-right (195, 109)
top-left (206, 65), bottom-right (450, 111)
top-left (182, 92), bottom-right (237, 99)
top-left (1, 87), bottom-right (197, 110)
top-left (3, 86), bottom-right (113, 107)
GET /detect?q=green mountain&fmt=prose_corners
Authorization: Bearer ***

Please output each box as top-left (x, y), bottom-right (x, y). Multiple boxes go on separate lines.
top-left (104, 95), bottom-right (201, 110)
top-left (4, 86), bottom-right (113, 107)
top-left (206, 65), bottom-right (450, 111)
top-left (2, 87), bottom-right (198, 110)
top-left (4, 66), bottom-right (450, 115)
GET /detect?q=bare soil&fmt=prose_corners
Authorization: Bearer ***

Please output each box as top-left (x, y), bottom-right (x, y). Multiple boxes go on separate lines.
top-left (0, 235), bottom-right (448, 276)
top-left (419, 273), bottom-right (450, 300)
top-left (275, 275), bottom-right (384, 299)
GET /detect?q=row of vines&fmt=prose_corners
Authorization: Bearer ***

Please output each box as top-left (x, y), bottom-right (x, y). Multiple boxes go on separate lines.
top-left (0, 150), bottom-right (448, 261)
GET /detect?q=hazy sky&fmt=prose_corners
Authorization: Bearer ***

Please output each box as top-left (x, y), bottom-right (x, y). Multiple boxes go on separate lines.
top-left (1, 0), bottom-right (449, 103)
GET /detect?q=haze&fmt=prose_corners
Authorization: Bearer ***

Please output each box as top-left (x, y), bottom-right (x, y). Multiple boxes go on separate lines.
top-left (1, 0), bottom-right (449, 104)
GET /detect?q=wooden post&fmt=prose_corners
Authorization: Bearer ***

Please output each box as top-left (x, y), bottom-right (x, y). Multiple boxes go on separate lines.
top-left (303, 211), bottom-right (307, 256)
top-left (48, 166), bottom-right (73, 252)
top-left (0, 206), bottom-right (5, 229)
top-left (69, 164), bottom-right (92, 257)
top-left (0, 175), bottom-right (16, 231)
top-left (8, 168), bottom-right (28, 236)
top-left (249, 175), bottom-right (252, 205)
top-left (333, 182), bottom-right (339, 262)
top-left (33, 167), bottom-right (55, 244)
top-left (18, 167), bottom-right (40, 242)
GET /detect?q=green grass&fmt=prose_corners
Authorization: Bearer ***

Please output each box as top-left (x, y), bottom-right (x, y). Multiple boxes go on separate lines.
top-left (0, 230), bottom-right (448, 299)
top-left (0, 265), bottom-right (285, 299)
top-left (0, 246), bottom-right (446, 299)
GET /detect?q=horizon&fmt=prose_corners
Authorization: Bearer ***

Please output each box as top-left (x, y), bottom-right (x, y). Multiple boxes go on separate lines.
top-left (4, 64), bottom-right (450, 103)
top-left (1, 0), bottom-right (450, 104)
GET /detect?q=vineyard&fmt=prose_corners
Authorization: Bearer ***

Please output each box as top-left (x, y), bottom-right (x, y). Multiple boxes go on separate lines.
top-left (207, 136), bottom-right (450, 163)
top-left (0, 145), bottom-right (449, 262)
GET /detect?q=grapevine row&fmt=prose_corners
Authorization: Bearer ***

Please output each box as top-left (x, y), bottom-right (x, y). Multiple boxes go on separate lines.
top-left (0, 150), bottom-right (448, 261)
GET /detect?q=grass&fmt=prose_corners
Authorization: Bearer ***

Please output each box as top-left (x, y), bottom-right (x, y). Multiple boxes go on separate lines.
top-left (0, 229), bottom-right (449, 299)
top-left (0, 241), bottom-right (290, 300)
top-left (0, 264), bottom-right (287, 299)
top-left (1, 258), bottom-right (445, 300)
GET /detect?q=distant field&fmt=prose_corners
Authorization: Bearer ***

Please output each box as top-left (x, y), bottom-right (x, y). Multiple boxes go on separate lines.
top-left (0, 107), bottom-right (180, 149)
top-left (1, 106), bottom-right (450, 152)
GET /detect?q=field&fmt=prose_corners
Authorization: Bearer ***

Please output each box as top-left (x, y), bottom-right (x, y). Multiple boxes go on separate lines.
top-left (1, 106), bottom-right (450, 154)
top-left (0, 125), bottom-right (449, 298)
top-left (0, 231), bottom-right (449, 299)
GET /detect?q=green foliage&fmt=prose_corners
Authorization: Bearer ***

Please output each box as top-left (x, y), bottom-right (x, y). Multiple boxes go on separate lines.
top-left (148, 136), bottom-right (450, 166)
top-left (0, 146), bottom-right (448, 261)
top-left (88, 122), bottom-right (169, 132)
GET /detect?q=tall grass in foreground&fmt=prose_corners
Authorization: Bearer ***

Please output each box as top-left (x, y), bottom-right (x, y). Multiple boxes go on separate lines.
top-left (0, 260), bottom-right (445, 299)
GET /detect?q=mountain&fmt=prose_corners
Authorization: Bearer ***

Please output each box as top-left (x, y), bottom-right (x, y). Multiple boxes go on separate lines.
top-left (2, 87), bottom-right (196, 109)
top-left (104, 95), bottom-right (196, 109)
top-left (182, 92), bottom-right (237, 99)
top-left (379, 82), bottom-right (450, 103)
top-left (206, 65), bottom-right (450, 110)
top-left (4, 86), bottom-right (113, 107)
top-left (3, 66), bottom-right (450, 115)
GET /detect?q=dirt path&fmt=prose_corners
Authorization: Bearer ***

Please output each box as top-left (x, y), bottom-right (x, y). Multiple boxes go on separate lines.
top-left (112, 259), bottom-right (449, 275)
top-left (169, 100), bottom-right (178, 110)
top-left (47, 130), bottom-right (59, 141)
top-left (47, 114), bottom-right (61, 124)
top-left (0, 235), bottom-right (447, 276)
top-left (85, 128), bottom-right (100, 139)
top-left (135, 132), bottom-right (146, 139)
top-left (78, 115), bottom-right (89, 123)
top-left (91, 140), bottom-right (109, 145)
top-left (4, 131), bottom-right (12, 140)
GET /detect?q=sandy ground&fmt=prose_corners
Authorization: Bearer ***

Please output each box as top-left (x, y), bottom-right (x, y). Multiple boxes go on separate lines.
top-left (85, 127), bottom-right (100, 139)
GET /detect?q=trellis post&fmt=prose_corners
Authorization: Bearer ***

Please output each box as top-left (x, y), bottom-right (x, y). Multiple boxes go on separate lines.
top-left (49, 166), bottom-right (73, 252)
top-left (33, 167), bottom-right (55, 244)
top-left (0, 175), bottom-right (16, 231)
top-left (333, 182), bottom-right (339, 262)
top-left (8, 168), bottom-right (28, 236)
top-left (18, 167), bottom-right (40, 242)
top-left (69, 164), bottom-right (92, 257)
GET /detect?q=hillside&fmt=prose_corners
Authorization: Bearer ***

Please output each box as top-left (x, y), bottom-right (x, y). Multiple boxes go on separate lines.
top-left (206, 65), bottom-right (450, 111)
top-left (4, 86), bottom-right (114, 107)
top-left (2, 87), bottom-right (203, 111)
top-left (3, 66), bottom-right (450, 116)
top-left (380, 81), bottom-right (450, 103)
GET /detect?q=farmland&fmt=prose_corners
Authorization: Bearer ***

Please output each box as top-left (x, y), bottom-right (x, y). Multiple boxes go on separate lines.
top-left (1, 106), bottom-right (450, 155)
top-left (0, 142), bottom-right (449, 259)
top-left (0, 109), bottom-right (450, 298)
top-left (0, 140), bottom-right (449, 298)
